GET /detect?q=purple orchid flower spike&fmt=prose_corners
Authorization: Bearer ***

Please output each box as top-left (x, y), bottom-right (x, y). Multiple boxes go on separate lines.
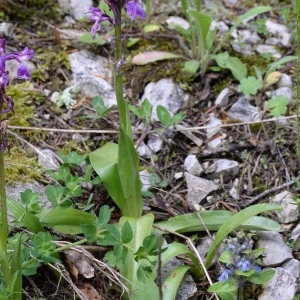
top-left (87, 7), bottom-right (114, 39)
top-left (126, 0), bottom-right (146, 20)
top-left (87, 0), bottom-right (146, 38)
top-left (0, 39), bottom-right (34, 89)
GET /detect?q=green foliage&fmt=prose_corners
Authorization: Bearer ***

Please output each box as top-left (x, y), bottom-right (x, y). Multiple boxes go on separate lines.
top-left (129, 98), bottom-right (153, 127)
top-left (156, 105), bottom-right (185, 127)
top-left (239, 76), bottom-right (263, 95)
top-left (31, 232), bottom-right (59, 264)
top-left (88, 96), bottom-right (114, 119)
top-left (267, 96), bottom-right (289, 117)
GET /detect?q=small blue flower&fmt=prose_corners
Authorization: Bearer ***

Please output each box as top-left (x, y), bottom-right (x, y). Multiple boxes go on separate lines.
top-left (253, 265), bottom-right (261, 273)
top-left (218, 269), bottom-right (232, 281)
top-left (237, 258), bottom-right (250, 272)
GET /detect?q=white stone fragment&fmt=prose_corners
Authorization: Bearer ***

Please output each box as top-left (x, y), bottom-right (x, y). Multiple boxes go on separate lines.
top-left (184, 155), bottom-right (203, 176)
top-left (271, 87), bottom-right (293, 102)
top-left (282, 259), bottom-right (300, 280)
top-left (258, 267), bottom-right (297, 300)
top-left (147, 134), bottom-right (163, 153)
top-left (265, 20), bottom-right (291, 46)
top-left (69, 50), bottom-right (116, 107)
top-left (277, 73), bottom-right (293, 88)
top-left (141, 78), bottom-right (189, 122)
top-left (256, 45), bottom-right (281, 59)
top-left (215, 87), bottom-right (230, 107)
top-left (38, 149), bottom-right (60, 170)
top-left (256, 231), bottom-right (293, 266)
top-left (185, 172), bottom-right (219, 205)
top-left (206, 115), bottom-right (223, 149)
top-left (166, 16), bottom-right (190, 30)
top-left (270, 191), bottom-right (299, 223)
top-left (227, 96), bottom-right (261, 122)
top-left (139, 170), bottom-right (151, 192)
top-left (205, 159), bottom-right (239, 183)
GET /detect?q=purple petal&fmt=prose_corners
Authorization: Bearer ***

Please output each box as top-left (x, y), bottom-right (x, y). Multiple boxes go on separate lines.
top-left (0, 71), bottom-right (9, 88)
top-left (17, 64), bottom-right (30, 80)
top-left (0, 38), bottom-right (6, 55)
top-left (126, 0), bottom-right (146, 20)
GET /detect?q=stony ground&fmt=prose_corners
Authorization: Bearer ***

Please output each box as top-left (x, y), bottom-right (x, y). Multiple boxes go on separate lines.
top-left (1, 0), bottom-right (300, 299)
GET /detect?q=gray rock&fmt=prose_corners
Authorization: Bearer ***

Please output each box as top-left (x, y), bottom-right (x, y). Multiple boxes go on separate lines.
top-left (272, 87), bottom-right (293, 102)
top-left (69, 50), bottom-right (116, 107)
top-left (196, 236), bottom-right (226, 265)
top-left (277, 74), bottom-right (293, 88)
top-left (227, 96), bottom-right (260, 122)
top-left (270, 191), bottom-right (299, 223)
top-left (185, 172), bottom-right (219, 205)
top-left (256, 231), bottom-right (293, 266)
top-left (265, 20), bottom-right (291, 46)
top-left (215, 87), bottom-right (230, 107)
top-left (166, 16), bottom-right (190, 30)
top-left (38, 149), bottom-right (60, 170)
top-left (0, 22), bottom-right (13, 37)
top-left (256, 45), bottom-right (281, 59)
top-left (136, 142), bottom-right (152, 159)
top-left (184, 155), bottom-right (203, 176)
top-left (58, 0), bottom-right (93, 20)
top-left (290, 224), bottom-right (300, 241)
top-left (141, 78), bottom-right (189, 122)
top-left (147, 133), bottom-right (163, 153)
top-left (258, 267), bottom-right (297, 300)
top-left (139, 170), bottom-right (151, 192)
top-left (205, 159), bottom-right (239, 183)
top-left (161, 258), bottom-right (197, 300)
top-left (206, 116), bottom-right (223, 149)
top-left (282, 259), bottom-right (300, 280)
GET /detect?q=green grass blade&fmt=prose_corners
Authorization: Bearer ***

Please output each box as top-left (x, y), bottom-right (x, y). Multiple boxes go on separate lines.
top-left (205, 204), bottom-right (281, 268)
top-left (162, 265), bottom-right (190, 300)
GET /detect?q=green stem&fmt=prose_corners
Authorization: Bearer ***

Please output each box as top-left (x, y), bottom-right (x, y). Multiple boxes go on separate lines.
top-left (0, 95), bottom-right (7, 253)
top-left (0, 92), bottom-right (9, 284)
top-left (114, 23), bottom-right (132, 138)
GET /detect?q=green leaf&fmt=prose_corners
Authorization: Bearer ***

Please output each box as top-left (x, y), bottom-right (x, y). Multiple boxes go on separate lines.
top-left (156, 211), bottom-right (280, 233)
top-left (167, 23), bottom-right (191, 42)
top-left (10, 235), bottom-right (22, 300)
top-left (7, 197), bottom-right (44, 233)
top-left (218, 250), bottom-right (233, 264)
top-left (188, 10), bottom-right (212, 56)
top-left (121, 221), bottom-right (133, 244)
top-left (265, 55), bottom-right (297, 78)
top-left (239, 76), bottom-right (263, 95)
top-left (214, 53), bottom-right (247, 81)
top-left (267, 96), bottom-right (289, 117)
top-left (132, 51), bottom-right (183, 65)
top-left (248, 269), bottom-right (275, 284)
top-left (38, 207), bottom-right (95, 234)
top-left (118, 127), bottom-right (143, 218)
top-left (184, 60), bottom-right (200, 74)
top-left (205, 204), bottom-right (281, 269)
top-left (89, 142), bottom-right (127, 213)
top-left (92, 96), bottom-right (113, 118)
top-left (98, 205), bottom-right (114, 227)
top-left (57, 151), bottom-right (85, 166)
top-left (208, 280), bottom-right (237, 300)
top-left (162, 265), bottom-right (190, 300)
top-left (79, 33), bottom-right (107, 45)
top-left (156, 105), bottom-right (172, 126)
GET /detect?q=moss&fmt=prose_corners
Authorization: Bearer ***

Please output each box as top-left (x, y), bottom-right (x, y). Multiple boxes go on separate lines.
top-left (4, 147), bottom-right (42, 184)
top-left (3, 82), bottom-right (46, 183)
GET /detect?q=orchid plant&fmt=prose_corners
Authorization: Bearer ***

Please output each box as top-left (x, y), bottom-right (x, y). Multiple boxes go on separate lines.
top-left (0, 38), bottom-right (34, 299)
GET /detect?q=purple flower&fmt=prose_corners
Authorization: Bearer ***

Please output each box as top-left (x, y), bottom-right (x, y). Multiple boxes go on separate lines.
top-left (237, 258), bottom-right (250, 272)
top-left (0, 38), bottom-right (34, 89)
top-left (218, 269), bottom-right (232, 281)
top-left (87, 7), bottom-right (114, 39)
top-left (126, 0), bottom-right (146, 20)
